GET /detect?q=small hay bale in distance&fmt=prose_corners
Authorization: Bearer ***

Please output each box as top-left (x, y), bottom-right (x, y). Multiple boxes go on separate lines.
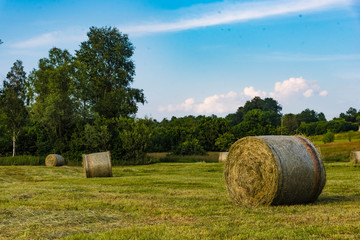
top-left (224, 135), bottom-right (326, 207)
top-left (83, 151), bottom-right (112, 178)
top-left (45, 154), bottom-right (65, 167)
top-left (219, 152), bottom-right (229, 162)
top-left (350, 151), bottom-right (360, 164)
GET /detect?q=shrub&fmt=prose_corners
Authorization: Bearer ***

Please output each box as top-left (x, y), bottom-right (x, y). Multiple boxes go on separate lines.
top-left (0, 155), bottom-right (43, 166)
top-left (172, 139), bottom-right (206, 156)
top-left (322, 131), bottom-right (335, 144)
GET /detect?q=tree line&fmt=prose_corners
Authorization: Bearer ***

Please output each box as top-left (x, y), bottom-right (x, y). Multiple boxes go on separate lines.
top-left (1, 27), bottom-right (359, 164)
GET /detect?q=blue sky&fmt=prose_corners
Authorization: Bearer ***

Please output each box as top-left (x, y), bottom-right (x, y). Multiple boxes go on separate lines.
top-left (0, 0), bottom-right (359, 120)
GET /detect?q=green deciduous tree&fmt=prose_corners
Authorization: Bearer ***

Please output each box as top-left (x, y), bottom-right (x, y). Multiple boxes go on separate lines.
top-left (322, 131), bottom-right (335, 144)
top-left (215, 132), bottom-right (236, 151)
top-left (75, 26), bottom-right (145, 119)
top-left (0, 60), bottom-right (28, 157)
top-left (30, 48), bottom-right (79, 152)
top-left (282, 113), bottom-right (298, 134)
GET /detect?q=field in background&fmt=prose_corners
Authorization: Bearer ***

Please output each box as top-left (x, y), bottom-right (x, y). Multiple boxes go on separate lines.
top-left (1, 162), bottom-right (359, 239)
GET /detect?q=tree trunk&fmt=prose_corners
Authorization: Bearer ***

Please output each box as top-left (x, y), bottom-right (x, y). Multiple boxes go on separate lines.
top-left (12, 130), bottom-right (16, 157)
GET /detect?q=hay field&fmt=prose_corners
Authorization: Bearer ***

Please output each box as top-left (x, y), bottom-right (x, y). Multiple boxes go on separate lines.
top-left (1, 163), bottom-right (360, 239)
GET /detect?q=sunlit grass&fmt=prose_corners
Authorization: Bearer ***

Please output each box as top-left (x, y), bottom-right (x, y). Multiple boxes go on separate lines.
top-left (1, 163), bottom-right (360, 239)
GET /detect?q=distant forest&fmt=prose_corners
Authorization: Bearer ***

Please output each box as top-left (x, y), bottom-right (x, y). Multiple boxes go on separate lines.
top-left (1, 27), bottom-right (359, 164)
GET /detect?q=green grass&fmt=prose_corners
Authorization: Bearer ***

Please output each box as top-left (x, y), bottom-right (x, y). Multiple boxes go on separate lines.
top-left (316, 140), bottom-right (360, 162)
top-left (1, 163), bottom-right (360, 239)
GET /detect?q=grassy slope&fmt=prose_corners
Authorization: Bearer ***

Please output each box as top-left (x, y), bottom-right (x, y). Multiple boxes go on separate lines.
top-left (1, 163), bottom-right (360, 239)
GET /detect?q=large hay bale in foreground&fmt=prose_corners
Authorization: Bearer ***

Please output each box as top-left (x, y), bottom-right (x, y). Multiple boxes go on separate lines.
top-left (350, 151), bottom-right (360, 164)
top-left (83, 151), bottom-right (112, 178)
top-left (45, 154), bottom-right (64, 167)
top-left (219, 152), bottom-right (229, 162)
top-left (224, 136), bottom-right (326, 207)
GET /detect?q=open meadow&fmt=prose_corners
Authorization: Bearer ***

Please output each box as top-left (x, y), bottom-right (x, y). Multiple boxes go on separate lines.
top-left (1, 160), bottom-right (360, 239)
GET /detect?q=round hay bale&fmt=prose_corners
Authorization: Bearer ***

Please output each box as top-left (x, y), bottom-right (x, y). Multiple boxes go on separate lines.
top-left (83, 151), bottom-right (112, 178)
top-left (219, 152), bottom-right (229, 162)
top-left (45, 154), bottom-right (65, 167)
top-left (350, 151), bottom-right (360, 164)
top-left (224, 135), bottom-right (326, 207)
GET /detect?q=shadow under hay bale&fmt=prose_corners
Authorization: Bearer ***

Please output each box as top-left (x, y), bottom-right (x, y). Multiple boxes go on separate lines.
top-left (219, 152), bottom-right (228, 163)
top-left (45, 154), bottom-right (64, 167)
top-left (82, 151), bottom-right (112, 178)
top-left (224, 135), bottom-right (326, 207)
top-left (350, 151), bottom-right (360, 164)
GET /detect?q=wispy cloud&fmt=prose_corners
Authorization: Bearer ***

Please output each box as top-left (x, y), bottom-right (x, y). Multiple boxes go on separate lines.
top-left (257, 53), bottom-right (360, 62)
top-left (159, 77), bottom-right (328, 115)
top-left (123, 0), bottom-right (353, 35)
top-left (11, 28), bottom-right (87, 49)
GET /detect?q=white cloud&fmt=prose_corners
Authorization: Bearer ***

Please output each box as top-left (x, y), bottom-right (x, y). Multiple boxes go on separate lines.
top-left (319, 90), bottom-right (328, 96)
top-left (270, 76), bottom-right (328, 100)
top-left (123, 0), bottom-right (353, 35)
top-left (159, 77), bottom-right (329, 115)
top-left (303, 89), bottom-right (314, 98)
top-left (159, 91), bottom-right (241, 114)
top-left (243, 86), bottom-right (267, 98)
top-left (270, 77), bottom-right (309, 98)
top-left (11, 28), bottom-right (87, 49)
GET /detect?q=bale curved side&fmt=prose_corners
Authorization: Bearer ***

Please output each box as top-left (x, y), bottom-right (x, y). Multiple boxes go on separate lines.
top-left (45, 154), bottom-right (64, 167)
top-left (83, 151), bottom-right (112, 178)
top-left (350, 151), bottom-right (360, 164)
top-left (224, 135), bottom-right (326, 207)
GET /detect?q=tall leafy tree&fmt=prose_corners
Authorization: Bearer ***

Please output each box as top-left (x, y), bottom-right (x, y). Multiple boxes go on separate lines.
top-left (75, 26), bottom-right (145, 119)
top-left (296, 108), bottom-right (323, 124)
top-left (0, 60), bottom-right (28, 156)
top-left (30, 48), bottom-right (78, 152)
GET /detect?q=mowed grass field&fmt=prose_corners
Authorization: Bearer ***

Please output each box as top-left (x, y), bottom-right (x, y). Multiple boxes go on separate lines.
top-left (1, 160), bottom-right (360, 239)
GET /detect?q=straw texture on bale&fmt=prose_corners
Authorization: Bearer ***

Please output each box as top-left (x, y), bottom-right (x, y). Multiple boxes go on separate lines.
top-left (45, 154), bottom-right (64, 167)
top-left (219, 152), bottom-right (229, 162)
top-left (350, 151), bottom-right (360, 164)
top-left (224, 135), bottom-right (326, 207)
top-left (83, 151), bottom-right (112, 178)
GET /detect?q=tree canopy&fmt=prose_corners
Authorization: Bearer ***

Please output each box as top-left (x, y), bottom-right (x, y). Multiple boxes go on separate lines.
top-left (75, 26), bottom-right (145, 119)
top-left (0, 60), bottom-right (28, 156)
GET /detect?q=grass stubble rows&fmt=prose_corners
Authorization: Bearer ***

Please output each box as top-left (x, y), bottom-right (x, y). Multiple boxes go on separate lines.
top-left (0, 162), bottom-right (359, 239)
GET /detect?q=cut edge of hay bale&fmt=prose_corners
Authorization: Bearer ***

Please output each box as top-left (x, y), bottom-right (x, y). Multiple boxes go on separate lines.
top-left (219, 152), bottom-right (229, 162)
top-left (224, 135), bottom-right (326, 207)
top-left (45, 154), bottom-right (64, 167)
top-left (350, 151), bottom-right (360, 164)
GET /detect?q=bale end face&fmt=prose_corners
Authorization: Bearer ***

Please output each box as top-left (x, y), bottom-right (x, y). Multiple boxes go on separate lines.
top-left (45, 154), bottom-right (64, 167)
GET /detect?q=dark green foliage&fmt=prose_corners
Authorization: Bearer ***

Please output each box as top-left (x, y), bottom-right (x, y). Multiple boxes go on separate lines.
top-left (30, 48), bottom-right (77, 153)
top-left (322, 131), bottom-right (335, 144)
top-left (215, 132), bottom-right (236, 151)
top-left (226, 96), bottom-right (282, 127)
top-left (0, 60), bottom-right (29, 157)
top-left (296, 108), bottom-right (326, 125)
top-left (0, 155), bottom-right (43, 165)
top-left (195, 116), bottom-right (230, 151)
top-left (297, 119), bottom-right (358, 136)
top-left (75, 26), bottom-right (145, 119)
top-left (171, 139), bottom-right (206, 156)
top-left (282, 113), bottom-right (298, 134)
top-left (339, 107), bottom-right (360, 123)
top-left (232, 109), bottom-right (278, 139)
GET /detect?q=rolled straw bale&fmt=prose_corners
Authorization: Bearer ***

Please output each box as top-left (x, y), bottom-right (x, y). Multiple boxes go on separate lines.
top-left (83, 151), bottom-right (112, 178)
top-left (350, 151), bottom-right (360, 164)
top-left (224, 135), bottom-right (326, 207)
top-left (45, 154), bottom-right (64, 167)
top-left (219, 152), bottom-right (229, 162)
